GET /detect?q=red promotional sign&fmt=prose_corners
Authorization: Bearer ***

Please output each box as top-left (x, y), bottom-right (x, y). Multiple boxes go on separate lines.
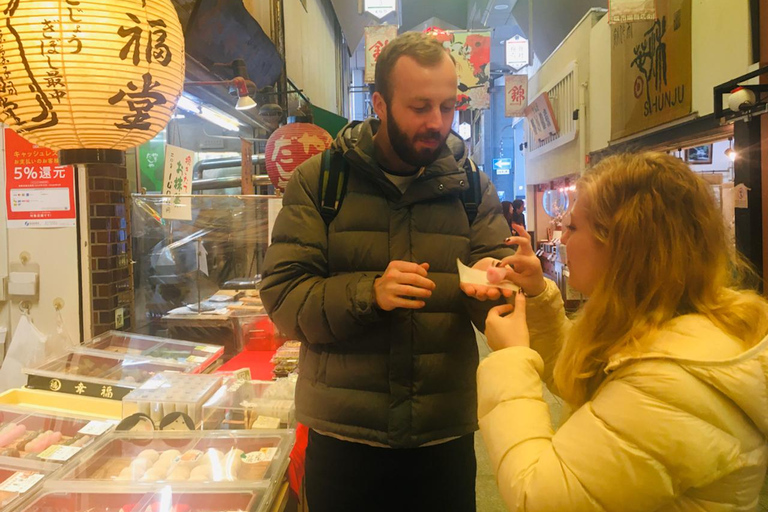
top-left (4, 129), bottom-right (76, 228)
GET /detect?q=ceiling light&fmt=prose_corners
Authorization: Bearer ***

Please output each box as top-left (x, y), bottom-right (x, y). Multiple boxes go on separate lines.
top-left (236, 95), bottom-right (257, 111)
top-left (199, 106), bottom-right (241, 132)
top-left (494, 4), bottom-right (509, 10)
top-left (176, 93), bottom-right (241, 132)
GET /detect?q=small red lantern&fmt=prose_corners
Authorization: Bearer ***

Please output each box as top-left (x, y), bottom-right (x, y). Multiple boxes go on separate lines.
top-left (265, 123), bottom-right (333, 192)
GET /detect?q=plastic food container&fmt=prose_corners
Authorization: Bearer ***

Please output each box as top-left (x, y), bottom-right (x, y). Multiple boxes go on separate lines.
top-left (202, 380), bottom-right (295, 430)
top-left (122, 372), bottom-right (224, 428)
top-left (24, 350), bottom-right (190, 401)
top-left (50, 430), bottom-right (294, 492)
top-left (16, 487), bottom-right (264, 512)
top-left (0, 463), bottom-right (51, 511)
top-left (0, 407), bottom-right (114, 469)
top-left (83, 331), bottom-right (224, 373)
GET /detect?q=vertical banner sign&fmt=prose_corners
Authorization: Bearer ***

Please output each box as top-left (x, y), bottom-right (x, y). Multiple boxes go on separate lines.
top-left (505, 35), bottom-right (529, 70)
top-left (505, 75), bottom-right (528, 118)
top-left (447, 31), bottom-right (491, 111)
top-left (161, 144), bottom-right (194, 221)
top-left (365, 25), bottom-right (398, 83)
top-left (609, 0), bottom-right (657, 24)
top-left (611, 0), bottom-right (692, 140)
top-left (4, 129), bottom-right (75, 229)
top-left (525, 93), bottom-right (559, 143)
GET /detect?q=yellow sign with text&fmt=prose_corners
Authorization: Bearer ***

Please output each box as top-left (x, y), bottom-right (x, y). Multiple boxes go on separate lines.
top-left (611, 0), bottom-right (692, 140)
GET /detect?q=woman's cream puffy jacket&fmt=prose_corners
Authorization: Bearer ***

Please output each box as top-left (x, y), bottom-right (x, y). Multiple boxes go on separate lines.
top-left (478, 279), bottom-right (768, 511)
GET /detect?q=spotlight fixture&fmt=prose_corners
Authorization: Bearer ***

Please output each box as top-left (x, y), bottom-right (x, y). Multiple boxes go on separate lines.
top-left (724, 137), bottom-right (737, 162)
top-left (184, 76), bottom-right (258, 111)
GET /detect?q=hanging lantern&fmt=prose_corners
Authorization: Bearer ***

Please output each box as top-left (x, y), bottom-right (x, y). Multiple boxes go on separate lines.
top-left (0, 0), bottom-right (185, 165)
top-left (265, 123), bottom-right (333, 192)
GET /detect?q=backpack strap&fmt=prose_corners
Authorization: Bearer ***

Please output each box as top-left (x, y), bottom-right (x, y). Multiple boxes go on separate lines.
top-left (461, 158), bottom-right (481, 225)
top-left (318, 149), bottom-right (348, 226)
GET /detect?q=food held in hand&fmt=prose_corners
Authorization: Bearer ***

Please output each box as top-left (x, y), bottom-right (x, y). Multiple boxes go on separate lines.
top-left (486, 265), bottom-right (507, 284)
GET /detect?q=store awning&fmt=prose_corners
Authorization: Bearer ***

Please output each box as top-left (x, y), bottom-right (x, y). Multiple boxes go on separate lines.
top-left (174, 0), bottom-right (284, 90)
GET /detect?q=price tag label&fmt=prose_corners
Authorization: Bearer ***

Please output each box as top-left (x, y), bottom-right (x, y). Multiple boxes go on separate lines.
top-left (186, 355), bottom-right (208, 364)
top-left (234, 368), bottom-right (251, 382)
top-left (251, 416), bottom-right (281, 429)
top-left (37, 444), bottom-right (82, 462)
top-left (0, 472), bottom-right (45, 493)
top-left (241, 447), bottom-right (277, 463)
top-left (78, 420), bottom-right (115, 436)
top-left (196, 345), bottom-right (221, 354)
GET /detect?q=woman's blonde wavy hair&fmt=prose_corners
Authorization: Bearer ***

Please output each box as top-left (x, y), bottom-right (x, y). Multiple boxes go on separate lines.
top-left (553, 152), bottom-right (768, 406)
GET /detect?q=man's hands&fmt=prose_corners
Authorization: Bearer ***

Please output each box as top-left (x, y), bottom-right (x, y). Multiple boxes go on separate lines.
top-left (460, 257), bottom-right (515, 301)
top-left (374, 261), bottom-right (436, 311)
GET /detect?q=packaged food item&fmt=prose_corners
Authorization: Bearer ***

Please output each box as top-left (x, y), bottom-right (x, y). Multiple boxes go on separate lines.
top-left (122, 372), bottom-right (223, 428)
top-left (50, 430), bottom-right (293, 489)
top-left (202, 379), bottom-right (295, 430)
top-left (0, 407), bottom-right (112, 467)
top-left (82, 331), bottom-right (223, 373)
top-left (0, 463), bottom-right (50, 510)
top-left (270, 341), bottom-right (300, 378)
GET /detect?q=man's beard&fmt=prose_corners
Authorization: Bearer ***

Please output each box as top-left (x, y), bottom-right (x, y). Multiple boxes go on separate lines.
top-left (387, 112), bottom-right (448, 169)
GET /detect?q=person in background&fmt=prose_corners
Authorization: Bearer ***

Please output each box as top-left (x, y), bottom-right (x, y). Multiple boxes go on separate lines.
top-left (478, 152), bottom-right (768, 511)
top-left (501, 200), bottom-right (515, 235)
top-left (260, 32), bottom-right (514, 512)
top-left (511, 199), bottom-right (526, 233)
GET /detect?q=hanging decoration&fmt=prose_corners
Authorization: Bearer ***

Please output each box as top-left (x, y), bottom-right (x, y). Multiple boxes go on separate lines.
top-left (265, 123), bottom-right (333, 192)
top-left (425, 29), bottom-right (491, 111)
top-left (0, 0), bottom-right (185, 165)
top-left (364, 25), bottom-right (399, 84)
top-left (505, 75), bottom-right (528, 118)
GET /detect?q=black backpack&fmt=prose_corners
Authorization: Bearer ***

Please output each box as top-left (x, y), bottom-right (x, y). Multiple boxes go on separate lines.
top-left (318, 149), bottom-right (482, 226)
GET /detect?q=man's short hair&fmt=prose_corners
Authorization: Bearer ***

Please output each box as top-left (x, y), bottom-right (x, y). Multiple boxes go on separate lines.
top-left (375, 32), bottom-right (452, 105)
top-left (512, 199), bottom-right (524, 210)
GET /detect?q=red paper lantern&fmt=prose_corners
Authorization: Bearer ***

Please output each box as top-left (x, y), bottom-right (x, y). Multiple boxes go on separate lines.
top-left (265, 123), bottom-right (333, 192)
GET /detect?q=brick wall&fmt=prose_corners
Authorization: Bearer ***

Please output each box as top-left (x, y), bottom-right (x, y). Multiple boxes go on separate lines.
top-left (87, 164), bottom-right (133, 336)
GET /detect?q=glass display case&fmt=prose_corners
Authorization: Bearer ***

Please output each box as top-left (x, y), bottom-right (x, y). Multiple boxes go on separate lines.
top-left (24, 350), bottom-right (190, 401)
top-left (202, 379), bottom-right (295, 430)
top-left (0, 463), bottom-right (51, 510)
top-left (50, 430), bottom-right (294, 491)
top-left (82, 331), bottom-right (224, 373)
top-left (17, 487), bottom-right (264, 512)
top-left (0, 407), bottom-right (113, 469)
top-left (123, 372), bottom-right (224, 428)
top-left (132, 195), bottom-right (277, 358)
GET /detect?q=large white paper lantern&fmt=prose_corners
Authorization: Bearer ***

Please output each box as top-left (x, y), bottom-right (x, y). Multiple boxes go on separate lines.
top-left (0, 0), bottom-right (185, 164)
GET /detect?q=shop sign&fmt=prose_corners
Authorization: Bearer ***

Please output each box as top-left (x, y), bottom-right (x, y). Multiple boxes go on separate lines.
top-left (609, 0), bottom-right (657, 24)
top-left (505, 35), bottom-right (529, 70)
top-left (525, 93), bottom-right (559, 143)
top-left (446, 31), bottom-right (492, 111)
top-left (365, 0), bottom-right (397, 19)
top-left (611, 0), bottom-right (692, 140)
top-left (493, 158), bottom-right (512, 176)
top-left (161, 144), bottom-right (194, 221)
top-left (138, 137), bottom-right (166, 192)
top-left (364, 25), bottom-right (399, 83)
top-left (4, 129), bottom-right (75, 229)
top-left (505, 75), bottom-right (528, 118)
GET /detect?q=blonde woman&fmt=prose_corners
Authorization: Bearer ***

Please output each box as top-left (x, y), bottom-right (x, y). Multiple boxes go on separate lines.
top-left (479, 152), bottom-right (768, 511)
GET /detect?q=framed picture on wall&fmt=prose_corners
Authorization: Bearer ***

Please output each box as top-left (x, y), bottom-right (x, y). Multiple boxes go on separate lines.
top-left (685, 144), bottom-right (713, 164)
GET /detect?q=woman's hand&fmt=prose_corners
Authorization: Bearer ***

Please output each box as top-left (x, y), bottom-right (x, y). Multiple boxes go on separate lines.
top-left (494, 223), bottom-right (546, 297)
top-left (485, 292), bottom-right (530, 351)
